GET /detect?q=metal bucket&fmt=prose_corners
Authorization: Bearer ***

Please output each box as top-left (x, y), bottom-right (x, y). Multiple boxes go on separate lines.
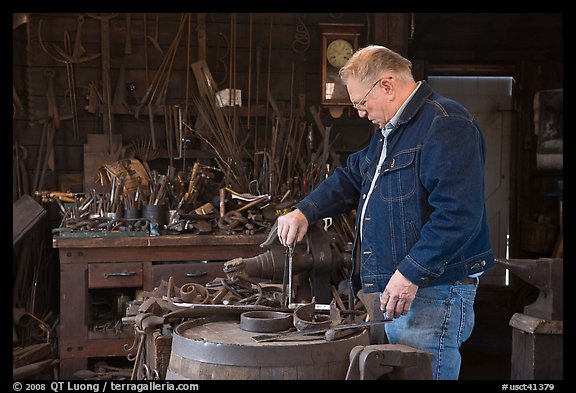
top-left (123, 208), bottom-right (142, 219)
top-left (142, 204), bottom-right (167, 226)
top-left (166, 318), bottom-right (369, 380)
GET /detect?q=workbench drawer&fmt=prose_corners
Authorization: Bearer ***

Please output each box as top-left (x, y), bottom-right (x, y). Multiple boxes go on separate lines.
top-left (152, 261), bottom-right (226, 288)
top-left (88, 262), bottom-right (144, 288)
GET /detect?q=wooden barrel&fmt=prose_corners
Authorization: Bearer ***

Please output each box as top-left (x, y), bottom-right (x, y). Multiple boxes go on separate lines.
top-left (166, 319), bottom-right (369, 380)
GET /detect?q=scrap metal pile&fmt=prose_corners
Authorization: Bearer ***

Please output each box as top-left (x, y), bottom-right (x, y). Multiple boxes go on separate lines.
top-left (115, 223), bottom-right (363, 380)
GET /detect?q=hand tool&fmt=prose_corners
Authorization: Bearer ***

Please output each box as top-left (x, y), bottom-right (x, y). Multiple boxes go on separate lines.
top-left (45, 69), bottom-right (60, 130)
top-left (143, 13), bottom-right (149, 87)
top-left (251, 319), bottom-right (392, 343)
top-left (147, 13), bottom-right (163, 54)
top-left (38, 16), bottom-right (101, 64)
top-left (287, 244), bottom-right (294, 308)
top-left (86, 13), bottom-right (119, 152)
top-left (282, 244), bottom-right (293, 308)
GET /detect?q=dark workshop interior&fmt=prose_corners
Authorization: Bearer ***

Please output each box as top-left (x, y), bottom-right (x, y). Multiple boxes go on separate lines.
top-left (12, 13), bottom-right (563, 381)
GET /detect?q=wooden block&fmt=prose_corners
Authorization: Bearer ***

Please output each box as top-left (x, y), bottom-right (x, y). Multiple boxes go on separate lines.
top-left (145, 330), bottom-right (172, 380)
top-left (511, 328), bottom-right (563, 380)
top-left (13, 194), bottom-right (46, 246)
top-left (509, 312), bottom-right (563, 335)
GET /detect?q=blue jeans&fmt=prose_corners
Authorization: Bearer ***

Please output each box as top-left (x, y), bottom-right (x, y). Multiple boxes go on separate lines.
top-left (383, 279), bottom-right (478, 380)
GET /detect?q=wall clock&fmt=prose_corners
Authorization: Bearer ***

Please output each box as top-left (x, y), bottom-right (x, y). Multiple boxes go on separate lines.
top-left (326, 39), bottom-right (354, 68)
top-left (320, 23), bottom-right (363, 107)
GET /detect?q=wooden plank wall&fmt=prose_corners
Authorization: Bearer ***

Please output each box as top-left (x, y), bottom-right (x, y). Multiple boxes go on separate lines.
top-left (12, 13), bottom-right (372, 200)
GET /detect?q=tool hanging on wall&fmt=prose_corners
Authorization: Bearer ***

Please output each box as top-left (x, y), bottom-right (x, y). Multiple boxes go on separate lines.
top-left (13, 142), bottom-right (30, 200)
top-left (184, 13), bottom-right (193, 139)
top-left (247, 14), bottom-right (253, 131)
top-left (24, 13), bottom-right (35, 127)
top-left (85, 13), bottom-right (119, 153)
top-left (135, 13), bottom-right (189, 150)
top-left (31, 69), bottom-right (60, 192)
top-left (253, 46), bottom-right (262, 171)
top-left (124, 13), bottom-right (132, 54)
top-left (37, 15), bottom-right (102, 73)
top-left (228, 13), bottom-right (238, 142)
top-left (147, 13), bottom-right (163, 54)
top-left (143, 13), bottom-right (149, 87)
top-left (112, 14), bottom-right (134, 113)
top-left (38, 15), bottom-right (101, 141)
top-left (264, 16), bottom-right (273, 152)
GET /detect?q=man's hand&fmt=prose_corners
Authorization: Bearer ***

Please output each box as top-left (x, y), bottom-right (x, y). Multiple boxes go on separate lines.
top-left (276, 209), bottom-right (308, 247)
top-left (380, 270), bottom-right (419, 319)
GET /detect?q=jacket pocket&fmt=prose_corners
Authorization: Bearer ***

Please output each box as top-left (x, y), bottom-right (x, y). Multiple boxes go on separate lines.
top-left (378, 149), bottom-right (417, 201)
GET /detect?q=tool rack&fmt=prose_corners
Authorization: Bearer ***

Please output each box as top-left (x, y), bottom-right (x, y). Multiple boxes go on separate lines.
top-left (52, 233), bottom-right (266, 379)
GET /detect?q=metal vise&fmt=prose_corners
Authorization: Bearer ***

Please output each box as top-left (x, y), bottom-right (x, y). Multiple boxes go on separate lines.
top-left (495, 258), bottom-right (563, 320)
top-left (223, 222), bottom-right (352, 304)
top-left (345, 344), bottom-right (433, 380)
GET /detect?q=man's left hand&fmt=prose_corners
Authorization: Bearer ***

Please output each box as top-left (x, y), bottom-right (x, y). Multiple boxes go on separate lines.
top-left (380, 270), bottom-right (419, 319)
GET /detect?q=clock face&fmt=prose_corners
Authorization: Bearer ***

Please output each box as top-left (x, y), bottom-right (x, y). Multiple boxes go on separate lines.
top-left (326, 39), bottom-right (354, 69)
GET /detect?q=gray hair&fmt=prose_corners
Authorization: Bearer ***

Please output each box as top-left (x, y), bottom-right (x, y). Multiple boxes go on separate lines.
top-left (339, 45), bottom-right (414, 85)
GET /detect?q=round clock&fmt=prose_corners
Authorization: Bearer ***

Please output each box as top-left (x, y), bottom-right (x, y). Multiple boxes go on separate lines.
top-left (326, 39), bottom-right (354, 68)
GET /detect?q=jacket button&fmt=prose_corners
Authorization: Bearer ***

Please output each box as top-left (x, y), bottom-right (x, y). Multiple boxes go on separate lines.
top-left (480, 260), bottom-right (486, 266)
top-left (362, 194), bottom-right (366, 199)
top-left (420, 277), bottom-right (430, 282)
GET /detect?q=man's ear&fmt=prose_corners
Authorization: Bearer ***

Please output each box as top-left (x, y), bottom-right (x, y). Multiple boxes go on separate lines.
top-left (381, 77), bottom-right (393, 94)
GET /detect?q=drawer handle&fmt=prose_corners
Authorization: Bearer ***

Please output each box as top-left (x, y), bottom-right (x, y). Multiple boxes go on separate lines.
top-left (186, 270), bottom-right (207, 278)
top-left (104, 271), bottom-right (136, 278)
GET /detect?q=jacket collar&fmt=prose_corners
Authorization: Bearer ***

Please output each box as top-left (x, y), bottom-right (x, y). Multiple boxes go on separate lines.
top-left (395, 80), bottom-right (434, 127)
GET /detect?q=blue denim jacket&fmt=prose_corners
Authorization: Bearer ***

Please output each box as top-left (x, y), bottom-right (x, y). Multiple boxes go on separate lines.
top-left (295, 81), bottom-right (495, 294)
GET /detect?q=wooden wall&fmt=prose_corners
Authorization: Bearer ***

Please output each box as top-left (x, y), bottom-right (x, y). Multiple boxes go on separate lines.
top-left (12, 13), bottom-right (374, 200)
top-left (13, 12), bottom-right (563, 259)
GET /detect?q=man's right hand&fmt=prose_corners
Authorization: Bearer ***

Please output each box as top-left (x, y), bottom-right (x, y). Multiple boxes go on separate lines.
top-left (276, 209), bottom-right (309, 247)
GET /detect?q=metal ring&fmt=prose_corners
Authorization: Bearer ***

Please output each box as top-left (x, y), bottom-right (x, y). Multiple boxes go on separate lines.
top-left (240, 311), bottom-right (293, 333)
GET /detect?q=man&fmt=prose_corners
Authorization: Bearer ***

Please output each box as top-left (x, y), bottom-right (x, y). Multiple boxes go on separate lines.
top-left (277, 45), bottom-right (495, 380)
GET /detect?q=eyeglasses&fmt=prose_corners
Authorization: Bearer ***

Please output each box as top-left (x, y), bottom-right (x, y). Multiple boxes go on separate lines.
top-left (352, 79), bottom-right (381, 111)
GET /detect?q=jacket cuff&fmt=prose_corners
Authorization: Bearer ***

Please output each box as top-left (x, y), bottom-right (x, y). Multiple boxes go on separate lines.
top-left (293, 199), bottom-right (320, 224)
top-left (396, 255), bottom-right (440, 286)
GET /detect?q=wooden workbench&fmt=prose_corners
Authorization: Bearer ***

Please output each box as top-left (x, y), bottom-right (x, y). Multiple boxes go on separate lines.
top-left (53, 233), bottom-right (268, 379)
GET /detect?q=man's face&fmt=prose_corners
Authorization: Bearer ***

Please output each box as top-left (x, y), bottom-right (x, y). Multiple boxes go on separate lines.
top-left (346, 77), bottom-right (388, 127)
